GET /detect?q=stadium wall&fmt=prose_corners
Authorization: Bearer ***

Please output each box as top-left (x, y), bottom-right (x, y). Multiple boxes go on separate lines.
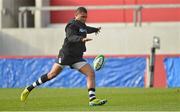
top-left (0, 25), bottom-right (180, 88)
top-left (50, 0), bottom-right (180, 23)
top-left (0, 55), bottom-right (180, 88)
top-left (35, 0), bottom-right (50, 28)
top-left (0, 0), bottom-right (35, 28)
top-left (0, 0), bottom-right (180, 88)
top-left (0, 24), bottom-right (180, 55)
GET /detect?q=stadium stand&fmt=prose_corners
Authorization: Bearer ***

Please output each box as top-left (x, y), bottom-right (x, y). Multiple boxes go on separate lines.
top-left (0, 0), bottom-right (180, 88)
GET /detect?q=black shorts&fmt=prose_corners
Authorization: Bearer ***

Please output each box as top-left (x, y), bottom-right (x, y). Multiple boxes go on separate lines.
top-left (55, 49), bottom-right (87, 69)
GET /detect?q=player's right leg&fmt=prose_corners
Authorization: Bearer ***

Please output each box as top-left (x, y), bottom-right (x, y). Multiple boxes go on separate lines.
top-left (77, 63), bottom-right (107, 106)
top-left (20, 63), bottom-right (63, 102)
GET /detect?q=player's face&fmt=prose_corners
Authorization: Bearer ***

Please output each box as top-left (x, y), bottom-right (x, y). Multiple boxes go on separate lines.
top-left (75, 12), bottom-right (87, 23)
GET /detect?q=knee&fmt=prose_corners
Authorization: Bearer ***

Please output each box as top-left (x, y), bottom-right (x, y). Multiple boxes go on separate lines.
top-left (86, 70), bottom-right (95, 78)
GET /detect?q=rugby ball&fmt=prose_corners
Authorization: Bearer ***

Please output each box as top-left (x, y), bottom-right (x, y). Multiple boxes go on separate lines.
top-left (93, 55), bottom-right (105, 71)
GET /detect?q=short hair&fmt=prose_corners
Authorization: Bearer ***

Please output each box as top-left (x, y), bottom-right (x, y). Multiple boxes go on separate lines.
top-left (76, 7), bottom-right (87, 14)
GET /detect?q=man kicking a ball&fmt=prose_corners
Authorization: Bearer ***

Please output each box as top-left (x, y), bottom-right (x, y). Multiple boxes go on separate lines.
top-left (20, 7), bottom-right (107, 106)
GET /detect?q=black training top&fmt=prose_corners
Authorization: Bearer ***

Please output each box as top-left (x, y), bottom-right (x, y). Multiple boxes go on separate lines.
top-left (60, 19), bottom-right (99, 58)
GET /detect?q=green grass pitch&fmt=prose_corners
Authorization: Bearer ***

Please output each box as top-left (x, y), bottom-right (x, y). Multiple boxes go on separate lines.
top-left (0, 88), bottom-right (180, 111)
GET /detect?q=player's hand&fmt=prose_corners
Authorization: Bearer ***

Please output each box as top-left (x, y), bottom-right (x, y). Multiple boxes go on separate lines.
top-left (95, 27), bottom-right (101, 35)
top-left (82, 38), bottom-right (93, 42)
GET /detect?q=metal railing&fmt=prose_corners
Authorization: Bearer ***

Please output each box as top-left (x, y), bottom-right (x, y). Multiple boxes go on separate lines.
top-left (18, 4), bottom-right (180, 28)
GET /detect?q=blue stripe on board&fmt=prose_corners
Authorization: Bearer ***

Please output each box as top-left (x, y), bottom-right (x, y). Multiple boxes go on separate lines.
top-left (164, 57), bottom-right (180, 87)
top-left (0, 57), bottom-right (146, 88)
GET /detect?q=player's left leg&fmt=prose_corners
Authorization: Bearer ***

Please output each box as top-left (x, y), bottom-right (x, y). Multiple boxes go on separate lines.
top-left (72, 62), bottom-right (107, 106)
top-left (21, 63), bottom-right (63, 102)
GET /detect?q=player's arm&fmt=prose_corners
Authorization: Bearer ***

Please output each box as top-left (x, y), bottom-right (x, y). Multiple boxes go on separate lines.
top-left (86, 26), bottom-right (101, 34)
top-left (66, 24), bottom-right (84, 42)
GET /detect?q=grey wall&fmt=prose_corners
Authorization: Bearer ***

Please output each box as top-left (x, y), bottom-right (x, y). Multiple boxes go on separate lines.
top-left (0, 0), bottom-right (35, 28)
top-left (35, 0), bottom-right (50, 28)
top-left (0, 0), bottom-right (2, 28)
top-left (41, 0), bottom-right (50, 27)
top-left (0, 24), bottom-right (180, 56)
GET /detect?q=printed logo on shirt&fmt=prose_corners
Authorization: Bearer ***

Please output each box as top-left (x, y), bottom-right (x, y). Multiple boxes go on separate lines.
top-left (58, 58), bottom-right (61, 64)
top-left (79, 28), bottom-right (87, 33)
